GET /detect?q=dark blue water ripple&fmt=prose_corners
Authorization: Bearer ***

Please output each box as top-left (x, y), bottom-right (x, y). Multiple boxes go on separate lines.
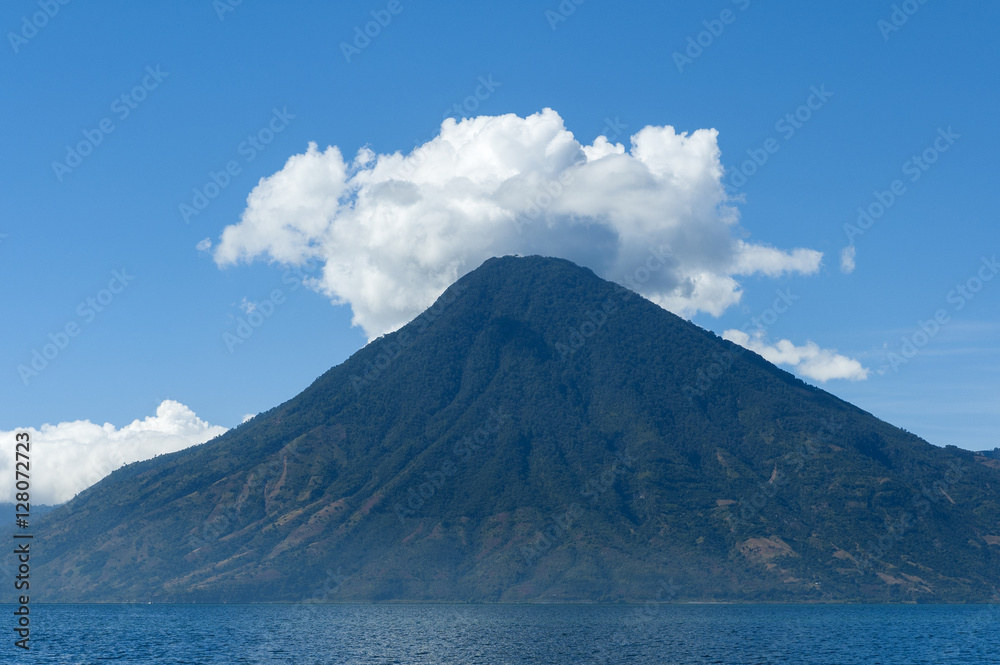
top-left (3, 603), bottom-right (997, 664)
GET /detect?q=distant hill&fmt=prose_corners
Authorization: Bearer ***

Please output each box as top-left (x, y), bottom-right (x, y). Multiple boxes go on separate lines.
top-left (35, 256), bottom-right (1000, 603)
top-left (0, 502), bottom-right (58, 582)
top-left (1, 501), bottom-right (58, 520)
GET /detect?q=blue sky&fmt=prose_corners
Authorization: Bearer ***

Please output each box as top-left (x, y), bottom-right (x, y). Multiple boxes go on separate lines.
top-left (2, 0), bottom-right (998, 502)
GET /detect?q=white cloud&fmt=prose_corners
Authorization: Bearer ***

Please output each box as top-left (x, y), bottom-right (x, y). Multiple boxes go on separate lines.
top-left (214, 108), bottom-right (823, 339)
top-left (0, 400), bottom-right (227, 505)
top-left (723, 329), bottom-right (869, 382)
top-left (840, 245), bottom-right (856, 274)
top-left (196, 237), bottom-right (213, 252)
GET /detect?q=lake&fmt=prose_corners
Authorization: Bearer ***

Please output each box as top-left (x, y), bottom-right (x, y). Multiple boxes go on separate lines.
top-left (5, 603), bottom-right (997, 663)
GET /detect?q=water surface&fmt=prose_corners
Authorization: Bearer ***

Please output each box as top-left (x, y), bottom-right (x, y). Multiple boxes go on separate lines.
top-left (6, 603), bottom-right (997, 664)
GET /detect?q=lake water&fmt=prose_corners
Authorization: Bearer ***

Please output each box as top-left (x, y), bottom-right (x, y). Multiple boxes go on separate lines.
top-left (4, 603), bottom-right (997, 664)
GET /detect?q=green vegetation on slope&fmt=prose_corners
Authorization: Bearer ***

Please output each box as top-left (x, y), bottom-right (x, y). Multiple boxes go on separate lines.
top-left (35, 256), bottom-right (1000, 603)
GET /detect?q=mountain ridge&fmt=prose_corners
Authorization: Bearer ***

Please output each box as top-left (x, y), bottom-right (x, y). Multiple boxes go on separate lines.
top-left (35, 255), bottom-right (1000, 603)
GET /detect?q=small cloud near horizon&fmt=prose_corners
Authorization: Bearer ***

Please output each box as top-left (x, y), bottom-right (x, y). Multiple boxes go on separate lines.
top-left (0, 400), bottom-right (227, 505)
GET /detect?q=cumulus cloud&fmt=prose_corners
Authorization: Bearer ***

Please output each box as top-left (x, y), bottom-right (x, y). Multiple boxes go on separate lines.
top-left (214, 108), bottom-right (822, 339)
top-left (196, 237), bottom-right (213, 252)
top-left (0, 400), bottom-right (227, 505)
top-left (840, 245), bottom-right (856, 274)
top-left (723, 329), bottom-right (869, 382)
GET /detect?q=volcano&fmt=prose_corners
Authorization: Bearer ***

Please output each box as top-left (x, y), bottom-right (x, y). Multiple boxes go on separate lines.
top-left (36, 256), bottom-right (1000, 602)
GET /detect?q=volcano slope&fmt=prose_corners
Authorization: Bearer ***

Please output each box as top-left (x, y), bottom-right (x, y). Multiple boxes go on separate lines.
top-left (36, 256), bottom-right (1000, 602)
